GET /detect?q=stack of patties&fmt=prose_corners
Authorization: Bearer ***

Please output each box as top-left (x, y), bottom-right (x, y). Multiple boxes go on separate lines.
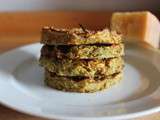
top-left (39, 26), bottom-right (124, 93)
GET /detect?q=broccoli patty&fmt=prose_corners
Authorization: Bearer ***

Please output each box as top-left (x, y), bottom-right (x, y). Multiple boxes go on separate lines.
top-left (45, 70), bottom-right (123, 93)
top-left (41, 44), bottom-right (124, 59)
top-left (41, 27), bottom-right (122, 45)
top-left (40, 56), bottom-right (124, 77)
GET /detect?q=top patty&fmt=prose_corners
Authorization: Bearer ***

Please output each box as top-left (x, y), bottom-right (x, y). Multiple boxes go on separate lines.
top-left (41, 27), bottom-right (122, 45)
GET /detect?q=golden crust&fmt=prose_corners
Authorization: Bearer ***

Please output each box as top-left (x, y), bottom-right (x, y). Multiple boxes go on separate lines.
top-left (41, 44), bottom-right (124, 59)
top-left (39, 56), bottom-right (124, 77)
top-left (45, 70), bottom-right (123, 93)
top-left (41, 27), bottom-right (122, 45)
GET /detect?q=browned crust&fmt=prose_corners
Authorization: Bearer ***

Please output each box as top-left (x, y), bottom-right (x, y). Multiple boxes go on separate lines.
top-left (41, 27), bottom-right (122, 45)
top-left (45, 70), bottom-right (123, 93)
top-left (40, 44), bottom-right (124, 59)
top-left (39, 56), bottom-right (124, 77)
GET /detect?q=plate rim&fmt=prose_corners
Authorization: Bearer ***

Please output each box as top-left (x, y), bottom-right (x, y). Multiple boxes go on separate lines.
top-left (1, 99), bottom-right (160, 120)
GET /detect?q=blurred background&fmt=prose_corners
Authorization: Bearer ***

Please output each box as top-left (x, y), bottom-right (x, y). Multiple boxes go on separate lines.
top-left (0, 0), bottom-right (159, 51)
top-left (0, 0), bottom-right (159, 11)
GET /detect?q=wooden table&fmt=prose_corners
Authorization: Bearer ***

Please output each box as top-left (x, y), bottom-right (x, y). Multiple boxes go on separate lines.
top-left (0, 11), bottom-right (159, 120)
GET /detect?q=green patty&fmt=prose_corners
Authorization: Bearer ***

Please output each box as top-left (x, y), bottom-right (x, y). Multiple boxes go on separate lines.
top-left (41, 27), bottom-right (122, 45)
top-left (41, 44), bottom-right (124, 59)
top-left (45, 70), bottom-right (123, 93)
top-left (39, 56), bottom-right (124, 77)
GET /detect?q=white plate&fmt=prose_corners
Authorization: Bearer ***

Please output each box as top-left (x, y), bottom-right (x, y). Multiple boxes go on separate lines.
top-left (0, 43), bottom-right (160, 120)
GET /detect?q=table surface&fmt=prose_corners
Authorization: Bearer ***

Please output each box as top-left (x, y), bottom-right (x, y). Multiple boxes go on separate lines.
top-left (0, 11), bottom-right (159, 120)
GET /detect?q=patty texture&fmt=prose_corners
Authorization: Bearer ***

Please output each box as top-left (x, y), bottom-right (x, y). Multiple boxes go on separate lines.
top-left (45, 70), bottom-right (123, 93)
top-left (40, 56), bottom-right (124, 77)
top-left (41, 27), bottom-right (122, 45)
top-left (41, 44), bottom-right (124, 59)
